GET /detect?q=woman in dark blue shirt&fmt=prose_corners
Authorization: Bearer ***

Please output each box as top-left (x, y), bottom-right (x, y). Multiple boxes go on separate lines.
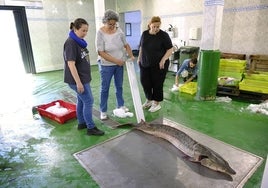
top-left (63, 18), bottom-right (104, 136)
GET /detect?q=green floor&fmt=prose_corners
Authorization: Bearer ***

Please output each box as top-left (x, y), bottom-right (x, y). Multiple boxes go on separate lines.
top-left (0, 65), bottom-right (267, 188)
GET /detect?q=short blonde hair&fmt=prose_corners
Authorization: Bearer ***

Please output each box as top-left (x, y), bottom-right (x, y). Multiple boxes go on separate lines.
top-left (148, 16), bottom-right (161, 29)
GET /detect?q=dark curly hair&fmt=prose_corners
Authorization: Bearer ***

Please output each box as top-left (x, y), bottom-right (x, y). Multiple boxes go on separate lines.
top-left (191, 58), bottom-right (198, 65)
top-left (70, 18), bottom-right (88, 30)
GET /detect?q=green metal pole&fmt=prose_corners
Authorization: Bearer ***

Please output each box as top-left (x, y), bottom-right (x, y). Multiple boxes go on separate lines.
top-left (196, 50), bottom-right (221, 101)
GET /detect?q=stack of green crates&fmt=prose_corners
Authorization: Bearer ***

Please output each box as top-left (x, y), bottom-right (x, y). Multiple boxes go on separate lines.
top-left (218, 59), bottom-right (246, 86)
top-left (239, 72), bottom-right (268, 94)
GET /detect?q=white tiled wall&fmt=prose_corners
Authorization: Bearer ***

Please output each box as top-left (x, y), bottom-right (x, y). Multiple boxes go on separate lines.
top-left (1, 0), bottom-right (267, 72)
top-left (220, 3), bottom-right (268, 55)
top-left (24, 0), bottom-right (97, 72)
top-left (116, 0), bottom-right (268, 57)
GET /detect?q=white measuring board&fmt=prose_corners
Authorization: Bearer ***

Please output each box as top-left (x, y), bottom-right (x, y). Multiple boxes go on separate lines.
top-left (261, 154), bottom-right (268, 188)
top-left (125, 59), bottom-right (145, 123)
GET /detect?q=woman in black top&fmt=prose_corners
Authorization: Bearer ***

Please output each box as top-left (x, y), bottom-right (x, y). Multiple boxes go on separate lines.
top-left (63, 18), bottom-right (104, 136)
top-left (138, 16), bottom-right (173, 112)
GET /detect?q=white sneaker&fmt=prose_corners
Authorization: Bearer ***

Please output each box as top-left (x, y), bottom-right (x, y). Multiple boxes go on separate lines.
top-left (100, 112), bottom-right (108, 120)
top-left (120, 106), bottom-right (129, 112)
top-left (148, 102), bottom-right (161, 112)
top-left (142, 100), bottom-right (153, 109)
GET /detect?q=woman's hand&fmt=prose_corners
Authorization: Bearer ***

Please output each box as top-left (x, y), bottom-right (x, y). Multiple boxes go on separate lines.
top-left (130, 56), bottom-right (135, 61)
top-left (77, 82), bottom-right (84, 93)
top-left (159, 59), bottom-right (165, 69)
top-left (117, 59), bottom-right (125, 66)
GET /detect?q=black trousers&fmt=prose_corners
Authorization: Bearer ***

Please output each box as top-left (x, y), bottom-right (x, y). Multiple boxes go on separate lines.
top-left (139, 62), bottom-right (169, 102)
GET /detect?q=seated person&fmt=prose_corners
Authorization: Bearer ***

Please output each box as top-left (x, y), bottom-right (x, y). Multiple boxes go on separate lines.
top-left (175, 58), bottom-right (198, 86)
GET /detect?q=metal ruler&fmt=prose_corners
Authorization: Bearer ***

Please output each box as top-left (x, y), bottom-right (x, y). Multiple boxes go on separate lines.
top-left (125, 59), bottom-right (145, 123)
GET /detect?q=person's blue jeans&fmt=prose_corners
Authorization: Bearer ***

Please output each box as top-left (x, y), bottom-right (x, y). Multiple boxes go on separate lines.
top-left (98, 63), bottom-right (124, 112)
top-left (69, 83), bottom-right (95, 129)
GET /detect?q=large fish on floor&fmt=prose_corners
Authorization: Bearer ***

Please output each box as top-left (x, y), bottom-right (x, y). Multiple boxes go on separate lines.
top-left (118, 120), bottom-right (236, 177)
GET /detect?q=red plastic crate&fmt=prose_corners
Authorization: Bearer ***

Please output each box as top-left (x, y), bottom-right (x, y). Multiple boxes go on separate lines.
top-left (36, 100), bottom-right (76, 124)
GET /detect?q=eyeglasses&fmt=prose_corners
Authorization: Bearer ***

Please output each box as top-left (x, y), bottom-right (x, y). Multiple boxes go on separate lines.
top-left (107, 22), bottom-right (116, 27)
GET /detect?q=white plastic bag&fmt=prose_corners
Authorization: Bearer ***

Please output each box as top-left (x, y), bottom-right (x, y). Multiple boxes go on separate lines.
top-left (113, 108), bottom-right (134, 118)
top-left (171, 84), bottom-right (183, 92)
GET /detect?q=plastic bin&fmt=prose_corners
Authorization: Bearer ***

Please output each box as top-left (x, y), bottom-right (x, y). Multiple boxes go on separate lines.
top-left (244, 73), bottom-right (268, 81)
top-left (239, 79), bottom-right (268, 94)
top-left (219, 59), bottom-right (246, 67)
top-left (36, 100), bottom-right (76, 124)
top-left (180, 82), bottom-right (197, 95)
top-left (178, 46), bottom-right (200, 70)
top-left (169, 50), bottom-right (180, 72)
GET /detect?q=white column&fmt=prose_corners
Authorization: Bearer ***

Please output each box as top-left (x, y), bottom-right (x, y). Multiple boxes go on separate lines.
top-left (94, 0), bottom-right (105, 34)
top-left (201, 0), bottom-right (224, 50)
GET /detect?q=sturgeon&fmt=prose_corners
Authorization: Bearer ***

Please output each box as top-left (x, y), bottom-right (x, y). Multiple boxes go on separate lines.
top-left (133, 120), bottom-right (236, 176)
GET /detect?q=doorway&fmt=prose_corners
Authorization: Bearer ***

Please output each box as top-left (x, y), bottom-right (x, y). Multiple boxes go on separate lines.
top-left (0, 6), bottom-right (36, 75)
top-left (0, 10), bottom-right (24, 76)
top-left (120, 10), bottom-right (141, 52)
top-left (0, 6), bottom-right (35, 113)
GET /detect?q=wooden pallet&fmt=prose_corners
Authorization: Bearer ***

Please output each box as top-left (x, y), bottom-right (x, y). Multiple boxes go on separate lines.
top-left (249, 54), bottom-right (268, 72)
top-left (220, 52), bottom-right (246, 60)
top-left (217, 85), bottom-right (240, 96)
top-left (217, 85), bottom-right (268, 101)
top-left (239, 90), bottom-right (268, 101)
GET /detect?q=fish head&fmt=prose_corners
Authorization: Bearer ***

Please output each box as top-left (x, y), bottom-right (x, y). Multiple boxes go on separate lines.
top-left (200, 156), bottom-right (236, 175)
top-left (135, 120), bottom-right (159, 132)
top-left (136, 119), bottom-right (151, 130)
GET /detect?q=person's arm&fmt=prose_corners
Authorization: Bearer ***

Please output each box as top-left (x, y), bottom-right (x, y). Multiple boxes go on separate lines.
top-left (98, 51), bottom-right (125, 66)
top-left (175, 61), bottom-right (187, 86)
top-left (137, 47), bottom-right (142, 65)
top-left (159, 47), bottom-right (173, 69)
top-left (67, 61), bottom-right (84, 93)
top-left (185, 76), bottom-right (195, 84)
top-left (124, 43), bottom-right (135, 61)
top-left (137, 32), bottom-right (145, 65)
top-left (185, 65), bottom-right (198, 83)
top-left (175, 74), bottom-right (180, 86)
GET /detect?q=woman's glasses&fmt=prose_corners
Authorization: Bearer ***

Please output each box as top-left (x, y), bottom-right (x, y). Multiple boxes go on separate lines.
top-left (107, 22), bottom-right (116, 27)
